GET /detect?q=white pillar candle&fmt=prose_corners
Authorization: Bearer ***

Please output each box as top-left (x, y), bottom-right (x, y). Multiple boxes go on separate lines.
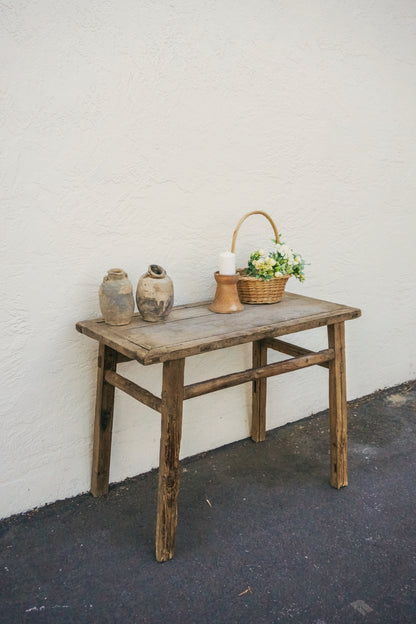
top-left (219, 251), bottom-right (236, 275)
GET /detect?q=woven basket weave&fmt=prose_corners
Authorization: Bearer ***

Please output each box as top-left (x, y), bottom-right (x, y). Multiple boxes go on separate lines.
top-left (232, 211), bottom-right (290, 304)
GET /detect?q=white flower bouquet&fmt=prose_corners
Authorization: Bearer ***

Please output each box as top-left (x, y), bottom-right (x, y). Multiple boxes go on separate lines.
top-left (246, 240), bottom-right (306, 282)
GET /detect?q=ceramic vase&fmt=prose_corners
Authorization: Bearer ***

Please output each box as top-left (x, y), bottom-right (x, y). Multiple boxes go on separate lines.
top-left (99, 268), bottom-right (134, 326)
top-left (136, 264), bottom-right (174, 322)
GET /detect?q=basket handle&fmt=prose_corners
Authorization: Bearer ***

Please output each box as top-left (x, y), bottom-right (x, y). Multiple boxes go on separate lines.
top-left (231, 211), bottom-right (280, 253)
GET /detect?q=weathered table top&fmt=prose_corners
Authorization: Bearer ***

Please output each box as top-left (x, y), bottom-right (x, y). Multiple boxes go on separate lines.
top-left (76, 292), bottom-right (361, 365)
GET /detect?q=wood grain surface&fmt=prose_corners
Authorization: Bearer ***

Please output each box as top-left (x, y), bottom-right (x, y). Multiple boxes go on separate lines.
top-left (77, 292), bottom-right (361, 365)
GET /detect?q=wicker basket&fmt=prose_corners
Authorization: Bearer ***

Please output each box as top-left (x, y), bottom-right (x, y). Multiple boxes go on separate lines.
top-left (231, 211), bottom-right (290, 304)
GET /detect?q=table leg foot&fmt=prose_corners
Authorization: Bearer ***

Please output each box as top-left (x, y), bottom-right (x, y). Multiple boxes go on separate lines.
top-left (328, 322), bottom-right (348, 488)
top-left (91, 343), bottom-right (117, 497)
top-left (155, 359), bottom-right (185, 562)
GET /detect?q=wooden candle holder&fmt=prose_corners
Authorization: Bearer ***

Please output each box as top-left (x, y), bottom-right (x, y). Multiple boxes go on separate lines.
top-left (209, 272), bottom-right (244, 314)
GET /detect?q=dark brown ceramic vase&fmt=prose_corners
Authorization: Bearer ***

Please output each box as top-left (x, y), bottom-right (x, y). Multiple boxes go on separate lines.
top-left (136, 264), bottom-right (174, 322)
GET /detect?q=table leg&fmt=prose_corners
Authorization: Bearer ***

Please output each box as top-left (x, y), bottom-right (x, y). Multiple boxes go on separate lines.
top-left (155, 358), bottom-right (185, 562)
top-left (252, 339), bottom-right (267, 442)
top-left (91, 343), bottom-right (117, 496)
top-left (328, 322), bottom-right (348, 488)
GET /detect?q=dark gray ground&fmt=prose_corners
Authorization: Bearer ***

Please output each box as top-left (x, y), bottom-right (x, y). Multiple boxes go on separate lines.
top-left (1, 380), bottom-right (415, 623)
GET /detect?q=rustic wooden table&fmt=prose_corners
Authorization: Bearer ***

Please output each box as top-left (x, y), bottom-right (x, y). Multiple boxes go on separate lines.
top-left (76, 292), bottom-right (361, 562)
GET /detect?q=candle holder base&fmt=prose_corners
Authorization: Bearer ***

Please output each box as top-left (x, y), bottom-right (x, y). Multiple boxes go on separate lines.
top-left (209, 272), bottom-right (244, 314)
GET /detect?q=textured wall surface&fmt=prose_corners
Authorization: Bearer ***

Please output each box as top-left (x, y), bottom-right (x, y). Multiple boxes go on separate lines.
top-left (1, 0), bottom-right (415, 519)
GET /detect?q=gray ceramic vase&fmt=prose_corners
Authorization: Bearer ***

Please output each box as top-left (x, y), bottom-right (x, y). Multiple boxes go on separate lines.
top-left (136, 264), bottom-right (174, 322)
top-left (99, 268), bottom-right (134, 325)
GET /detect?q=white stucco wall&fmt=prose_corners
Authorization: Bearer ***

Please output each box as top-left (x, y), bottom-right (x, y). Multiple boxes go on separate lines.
top-left (1, 1), bottom-right (415, 519)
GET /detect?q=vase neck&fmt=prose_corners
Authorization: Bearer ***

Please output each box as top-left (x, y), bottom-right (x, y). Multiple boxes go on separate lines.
top-left (148, 264), bottom-right (166, 279)
top-left (107, 268), bottom-right (127, 280)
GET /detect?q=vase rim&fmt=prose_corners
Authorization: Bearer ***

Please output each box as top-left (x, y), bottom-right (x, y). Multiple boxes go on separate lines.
top-left (107, 268), bottom-right (127, 280)
top-left (148, 264), bottom-right (166, 279)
